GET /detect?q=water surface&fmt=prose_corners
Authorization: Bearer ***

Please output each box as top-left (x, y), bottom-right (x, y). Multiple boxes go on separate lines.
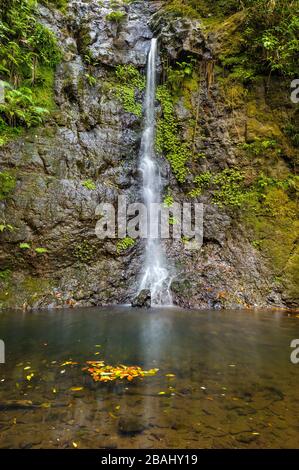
top-left (0, 307), bottom-right (298, 448)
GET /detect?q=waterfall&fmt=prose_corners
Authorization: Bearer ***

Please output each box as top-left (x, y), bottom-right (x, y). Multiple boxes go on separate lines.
top-left (138, 38), bottom-right (173, 307)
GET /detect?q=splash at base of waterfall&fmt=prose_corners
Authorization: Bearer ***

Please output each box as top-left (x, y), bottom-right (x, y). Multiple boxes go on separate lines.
top-left (137, 38), bottom-right (173, 307)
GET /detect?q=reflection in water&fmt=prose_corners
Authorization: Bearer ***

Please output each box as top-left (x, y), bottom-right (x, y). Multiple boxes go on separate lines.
top-left (0, 307), bottom-right (298, 448)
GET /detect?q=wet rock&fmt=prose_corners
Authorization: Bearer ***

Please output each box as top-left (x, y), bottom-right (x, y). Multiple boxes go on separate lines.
top-left (131, 289), bottom-right (151, 308)
top-left (151, 11), bottom-right (211, 60)
top-left (118, 417), bottom-right (145, 436)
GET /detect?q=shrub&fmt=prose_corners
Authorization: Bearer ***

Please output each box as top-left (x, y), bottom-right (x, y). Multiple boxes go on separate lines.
top-left (106, 11), bottom-right (127, 23)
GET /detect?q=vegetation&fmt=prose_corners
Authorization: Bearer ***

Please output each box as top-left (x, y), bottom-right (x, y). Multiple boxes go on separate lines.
top-left (40, 0), bottom-right (69, 11)
top-left (0, 0), bottom-right (61, 143)
top-left (114, 65), bottom-right (145, 117)
top-left (116, 236), bottom-right (135, 253)
top-left (156, 84), bottom-right (190, 183)
top-left (73, 240), bottom-right (95, 264)
top-left (106, 11), bottom-right (127, 23)
top-left (0, 171), bottom-right (16, 200)
top-left (82, 179), bottom-right (96, 190)
top-left (164, 0), bottom-right (299, 78)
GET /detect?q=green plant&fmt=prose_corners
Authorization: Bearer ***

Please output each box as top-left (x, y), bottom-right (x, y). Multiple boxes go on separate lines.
top-left (156, 85), bottom-right (190, 183)
top-left (35, 247), bottom-right (48, 254)
top-left (189, 169), bottom-right (246, 207)
top-left (73, 240), bottom-right (94, 263)
top-left (85, 73), bottom-right (97, 86)
top-left (106, 11), bottom-right (127, 23)
top-left (0, 171), bottom-right (16, 200)
top-left (40, 0), bottom-right (69, 11)
top-left (0, 87), bottom-right (49, 127)
top-left (114, 65), bottom-right (145, 117)
top-left (82, 179), bottom-right (96, 190)
top-left (0, 269), bottom-right (11, 281)
top-left (19, 242), bottom-right (31, 249)
top-left (0, 222), bottom-right (14, 232)
top-left (0, 0), bottom-right (61, 85)
top-left (163, 190), bottom-right (174, 207)
top-left (116, 237), bottom-right (135, 253)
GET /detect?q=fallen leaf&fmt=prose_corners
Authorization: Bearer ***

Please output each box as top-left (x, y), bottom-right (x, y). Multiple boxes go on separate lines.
top-left (70, 387), bottom-right (84, 392)
top-left (72, 442), bottom-right (78, 448)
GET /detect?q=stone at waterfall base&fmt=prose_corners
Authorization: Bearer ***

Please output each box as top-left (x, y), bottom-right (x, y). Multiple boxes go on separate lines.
top-left (131, 289), bottom-right (151, 308)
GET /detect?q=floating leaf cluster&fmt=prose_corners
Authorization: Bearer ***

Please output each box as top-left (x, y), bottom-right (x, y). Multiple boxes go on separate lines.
top-left (83, 360), bottom-right (159, 383)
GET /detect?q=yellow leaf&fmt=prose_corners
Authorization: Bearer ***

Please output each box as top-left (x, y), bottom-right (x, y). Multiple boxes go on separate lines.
top-left (165, 373), bottom-right (175, 378)
top-left (72, 442), bottom-right (78, 448)
top-left (158, 391), bottom-right (166, 395)
top-left (52, 388), bottom-right (57, 393)
top-left (24, 366), bottom-right (31, 370)
top-left (70, 387), bottom-right (84, 391)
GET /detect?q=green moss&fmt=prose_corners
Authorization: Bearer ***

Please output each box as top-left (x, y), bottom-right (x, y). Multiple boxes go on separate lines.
top-left (0, 274), bottom-right (52, 310)
top-left (73, 240), bottom-right (95, 264)
top-left (31, 66), bottom-right (57, 111)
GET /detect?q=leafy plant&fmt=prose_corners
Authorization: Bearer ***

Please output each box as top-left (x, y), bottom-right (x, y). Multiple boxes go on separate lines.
top-left (19, 242), bottom-right (31, 249)
top-left (0, 222), bottom-right (14, 232)
top-left (114, 65), bottom-right (145, 117)
top-left (35, 247), bottom-right (48, 254)
top-left (116, 237), bottom-right (135, 253)
top-left (0, 87), bottom-right (49, 127)
top-left (0, 171), bottom-right (16, 200)
top-left (85, 73), bottom-right (97, 87)
top-left (163, 190), bottom-right (174, 207)
top-left (82, 179), bottom-right (96, 190)
top-left (156, 85), bottom-right (190, 183)
top-left (106, 11), bottom-right (127, 23)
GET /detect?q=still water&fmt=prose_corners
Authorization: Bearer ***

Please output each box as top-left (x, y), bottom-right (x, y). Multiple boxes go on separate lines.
top-left (0, 307), bottom-right (298, 448)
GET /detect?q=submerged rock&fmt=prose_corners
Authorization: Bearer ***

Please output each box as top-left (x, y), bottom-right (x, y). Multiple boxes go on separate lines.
top-left (118, 417), bottom-right (145, 435)
top-left (131, 289), bottom-right (151, 308)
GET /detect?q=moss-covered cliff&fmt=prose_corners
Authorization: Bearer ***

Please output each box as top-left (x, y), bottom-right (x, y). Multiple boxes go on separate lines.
top-left (0, 0), bottom-right (298, 309)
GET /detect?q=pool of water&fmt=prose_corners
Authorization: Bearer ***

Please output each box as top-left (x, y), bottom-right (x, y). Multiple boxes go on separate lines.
top-left (0, 307), bottom-right (298, 449)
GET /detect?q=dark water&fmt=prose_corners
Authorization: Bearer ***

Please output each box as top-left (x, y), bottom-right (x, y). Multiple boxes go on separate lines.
top-left (0, 307), bottom-right (298, 449)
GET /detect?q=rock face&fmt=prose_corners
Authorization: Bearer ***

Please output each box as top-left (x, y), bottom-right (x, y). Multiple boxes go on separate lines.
top-left (0, 1), bottom-right (296, 310)
top-left (151, 11), bottom-right (211, 60)
top-left (131, 289), bottom-right (151, 308)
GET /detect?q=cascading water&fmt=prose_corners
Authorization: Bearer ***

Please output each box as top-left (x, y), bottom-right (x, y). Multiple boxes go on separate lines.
top-left (138, 38), bottom-right (173, 306)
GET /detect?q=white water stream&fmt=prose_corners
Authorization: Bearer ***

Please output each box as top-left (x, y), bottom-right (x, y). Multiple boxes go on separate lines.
top-left (138, 38), bottom-right (173, 306)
